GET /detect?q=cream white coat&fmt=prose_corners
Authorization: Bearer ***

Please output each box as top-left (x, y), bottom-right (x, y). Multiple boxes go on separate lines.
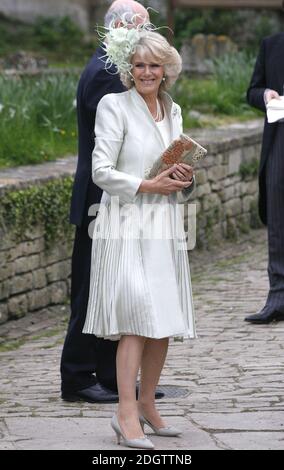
top-left (92, 87), bottom-right (194, 204)
top-left (83, 87), bottom-right (196, 340)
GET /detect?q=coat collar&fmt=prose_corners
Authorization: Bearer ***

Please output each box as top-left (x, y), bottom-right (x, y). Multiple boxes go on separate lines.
top-left (129, 86), bottom-right (175, 115)
top-left (129, 87), bottom-right (177, 147)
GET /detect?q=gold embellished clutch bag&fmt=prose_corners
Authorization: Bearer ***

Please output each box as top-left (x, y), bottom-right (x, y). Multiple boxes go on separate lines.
top-left (145, 133), bottom-right (207, 179)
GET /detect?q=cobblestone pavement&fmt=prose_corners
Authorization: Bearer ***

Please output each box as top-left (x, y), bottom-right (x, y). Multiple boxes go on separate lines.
top-left (0, 228), bottom-right (283, 450)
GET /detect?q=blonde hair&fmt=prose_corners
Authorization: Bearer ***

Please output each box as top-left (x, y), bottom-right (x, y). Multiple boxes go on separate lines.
top-left (120, 31), bottom-right (182, 91)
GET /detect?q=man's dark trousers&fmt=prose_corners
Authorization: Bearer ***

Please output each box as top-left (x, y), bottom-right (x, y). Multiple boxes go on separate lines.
top-left (60, 218), bottom-right (118, 393)
top-left (265, 123), bottom-right (284, 313)
top-left (246, 33), bottom-right (284, 318)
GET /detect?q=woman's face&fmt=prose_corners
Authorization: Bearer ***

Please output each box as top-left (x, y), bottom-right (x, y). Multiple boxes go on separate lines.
top-left (131, 52), bottom-right (164, 97)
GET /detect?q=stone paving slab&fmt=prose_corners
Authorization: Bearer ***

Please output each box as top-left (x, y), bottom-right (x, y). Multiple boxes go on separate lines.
top-left (190, 412), bottom-right (284, 431)
top-left (0, 157), bottom-right (77, 192)
top-left (0, 228), bottom-right (284, 450)
top-left (1, 416), bottom-right (219, 450)
top-left (215, 432), bottom-right (284, 451)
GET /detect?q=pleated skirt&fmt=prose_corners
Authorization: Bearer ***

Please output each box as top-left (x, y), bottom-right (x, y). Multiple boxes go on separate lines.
top-left (83, 192), bottom-right (196, 340)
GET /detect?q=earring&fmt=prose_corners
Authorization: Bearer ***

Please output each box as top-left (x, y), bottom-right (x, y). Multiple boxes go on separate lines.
top-left (162, 77), bottom-right (166, 81)
top-left (130, 78), bottom-right (134, 82)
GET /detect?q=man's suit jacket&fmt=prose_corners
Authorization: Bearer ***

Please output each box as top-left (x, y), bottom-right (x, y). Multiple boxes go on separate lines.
top-left (70, 46), bottom-right (126, 227)
top-left (247, 32), bottom-right (284, 225)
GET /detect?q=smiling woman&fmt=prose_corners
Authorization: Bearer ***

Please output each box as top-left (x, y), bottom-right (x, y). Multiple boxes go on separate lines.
top-left (121, 31), bottom-right (182, 92)
top-left (131, 56), bottom-right (164, 120)
top-left (83, 27), bottom-right (196, 450)
top-left (120, 31), bottom-right (182, 129)
top-left (132, 61), bottom-right (164, 89)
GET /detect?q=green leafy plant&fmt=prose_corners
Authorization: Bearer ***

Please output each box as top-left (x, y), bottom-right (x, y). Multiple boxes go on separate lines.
top-left (172, 50), bottom-right (262, 127)
top-left (171, 8), bottom-right (284, 52)
top-left (0, 177), bottom-right (74, 247)
top-left (239, 159), bottom-right (259, 180)
top-left (0, 14), bottom-right (95, 65)
top-left (33, 16), bottom-right (83, 50)
top-left (0, 73), bottom-right (79, 168)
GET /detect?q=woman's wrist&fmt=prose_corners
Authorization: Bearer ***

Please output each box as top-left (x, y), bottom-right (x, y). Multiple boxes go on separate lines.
top-left (138, 179), bottom-right (154, 193)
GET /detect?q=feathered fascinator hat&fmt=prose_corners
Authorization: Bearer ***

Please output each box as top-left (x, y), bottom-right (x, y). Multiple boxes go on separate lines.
top-left (97, 13), bottom-right (158, 75)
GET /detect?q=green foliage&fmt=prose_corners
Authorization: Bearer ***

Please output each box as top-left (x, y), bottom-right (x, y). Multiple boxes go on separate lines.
top-left (173, 9), bottom-right (237, 49)
top-left (0, 177), bottom-right (74, 246)
top-left (172, 9), bottom-right (284, 52)
top-left (172, 51), bottom-right (261, 127)
top-left (236, 214), bottom-right (250, 234)
top-left (0, 14), bottom-right (33, 56)
top-left (0, 51), bottom-right (262, 169)
top-left (211, 51), bottom-right (256, 113)
top-left (0, 15), bottom-right (95, 66)
top-left (0, 73), bottom-right (79, 168)
top-left (239, 159), bottom-right (259, 180)
top-left (226, 216), bottom-right (237, 240)
top-left (33, 16), bottom-right (83, 50)
top-left (250, 199), bottom-right (263, 229)
top-left (241, 14), bottom-right (283, 53)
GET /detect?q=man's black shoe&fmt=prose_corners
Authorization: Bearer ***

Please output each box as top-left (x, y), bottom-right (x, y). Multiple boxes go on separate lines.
top-left (62, 383), bottom-right (165, 403)
top-left (245, 310), bottom-right (284, 324)
top-left (62, 383), bottom-right (119, 403)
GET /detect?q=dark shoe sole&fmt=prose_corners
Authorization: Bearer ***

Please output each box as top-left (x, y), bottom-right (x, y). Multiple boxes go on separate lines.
top-left (245, 312), bottom-right (284, 324)
top-left (245, 319), bottom-right (272, 324)
top-left (61, 394), bottom-right (119, 404)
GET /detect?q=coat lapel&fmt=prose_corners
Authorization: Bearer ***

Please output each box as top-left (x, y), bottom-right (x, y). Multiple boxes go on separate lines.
top-left (161, 91), bottom-right (175, 141)
top-left (269, 33), bottom-right (284, 91)
top-left (276, 34), bottom-right (284, 89)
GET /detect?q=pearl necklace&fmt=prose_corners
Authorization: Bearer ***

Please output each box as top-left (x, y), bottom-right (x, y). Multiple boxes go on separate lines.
top-left (154, 98), bottom-right (163, 122)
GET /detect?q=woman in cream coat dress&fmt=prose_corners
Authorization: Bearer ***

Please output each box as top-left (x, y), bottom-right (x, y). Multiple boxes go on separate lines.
top-left (83, 30), bottom-right (196, 449)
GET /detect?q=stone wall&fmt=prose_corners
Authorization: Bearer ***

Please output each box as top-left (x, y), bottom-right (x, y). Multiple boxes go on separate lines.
top-left (0, 158), bottom-right (76, 325)
top-left (0, 226), bottom-right (72, 325)
top-left (189, 120), bottom-right (263, 247)
top-left (0, 120), bottom-right (263, 324)
top-left (180, 34), bottom-right (237, 75)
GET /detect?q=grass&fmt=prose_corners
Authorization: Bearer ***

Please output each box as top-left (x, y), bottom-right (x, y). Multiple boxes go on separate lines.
top-left (0, 73), bottom-right (79, 168)
top-left (0, 66), bottom-right (262, 168)
top-left (0, 325), bottom-right (66, 352)
top-left (173, 51), bottom-right (262, 129)
top-left (0, 18), bottom-right (263, 169)
top-left (0, 338), bottom-right (27, 352)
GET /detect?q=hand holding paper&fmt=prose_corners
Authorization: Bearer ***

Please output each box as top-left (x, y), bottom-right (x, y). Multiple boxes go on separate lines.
top-left (266, 96), bottom-right (284, 123)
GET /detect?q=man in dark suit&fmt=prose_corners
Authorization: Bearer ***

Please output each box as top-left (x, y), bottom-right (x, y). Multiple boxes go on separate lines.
top-left (60, 1), bottom-right (166, 403)
top-left (245, 19), bottom-right (284, 324)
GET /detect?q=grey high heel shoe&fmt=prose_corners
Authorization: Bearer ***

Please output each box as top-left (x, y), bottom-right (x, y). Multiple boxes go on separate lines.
top-left (111, 414), bottom-right (155, 449)
top-left (140, 414), bottom-right (182, 437)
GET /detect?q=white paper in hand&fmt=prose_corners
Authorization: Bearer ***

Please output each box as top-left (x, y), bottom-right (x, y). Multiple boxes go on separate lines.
top-left (266, 96), bottom-right (284, 123)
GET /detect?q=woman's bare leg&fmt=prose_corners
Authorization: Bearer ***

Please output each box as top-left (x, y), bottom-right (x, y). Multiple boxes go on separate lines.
top-left (116, 335), bottom-right (146, 439)
top-left (138, 337), bottom-right (169, 428)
